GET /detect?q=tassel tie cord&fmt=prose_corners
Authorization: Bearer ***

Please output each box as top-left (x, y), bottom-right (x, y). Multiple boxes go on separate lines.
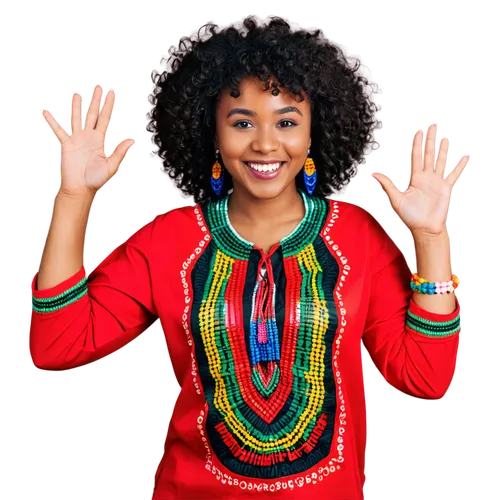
top-left (250, 252), bottom-right (281, 391)
top-left (256, 256), bottom-right (274, 344)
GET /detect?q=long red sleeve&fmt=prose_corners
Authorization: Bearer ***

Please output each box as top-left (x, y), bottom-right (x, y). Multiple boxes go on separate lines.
top-left (30, 217), bottom-right (159, 371)
top-left (361, 212), bottom-right (461, 400)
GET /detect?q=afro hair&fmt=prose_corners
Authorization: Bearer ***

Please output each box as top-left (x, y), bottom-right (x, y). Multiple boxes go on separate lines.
top-left (146, 15), bottom-right (382, 203)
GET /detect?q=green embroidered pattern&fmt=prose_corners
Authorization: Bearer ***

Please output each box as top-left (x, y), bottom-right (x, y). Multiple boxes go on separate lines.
top-left (206, 188), bottom-right (327, 259)
top-left (32, 276), bottom-right (88, 313)
top-left (191, 189), bottom-right (337, 479)
top-left (406, 309), bottom-right (460, 337)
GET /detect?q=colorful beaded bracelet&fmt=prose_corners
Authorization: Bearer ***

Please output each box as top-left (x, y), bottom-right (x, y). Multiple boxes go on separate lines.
top-left (410, 273), bottom-right (459, 294)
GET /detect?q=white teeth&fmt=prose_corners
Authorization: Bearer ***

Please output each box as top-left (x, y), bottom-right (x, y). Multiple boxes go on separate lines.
top-left (247, 162), bottom-right (282, 172)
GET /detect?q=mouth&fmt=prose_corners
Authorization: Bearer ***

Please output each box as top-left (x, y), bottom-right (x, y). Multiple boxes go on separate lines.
top-left (243, 161), bottom-right (287, 178)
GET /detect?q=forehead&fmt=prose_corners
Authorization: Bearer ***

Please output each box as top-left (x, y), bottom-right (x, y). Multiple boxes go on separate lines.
top-left (216, 76), bottom-right (310, 114)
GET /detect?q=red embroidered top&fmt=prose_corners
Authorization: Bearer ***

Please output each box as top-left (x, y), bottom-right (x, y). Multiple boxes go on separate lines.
top-left (30, 188), bottom-right (461, 500)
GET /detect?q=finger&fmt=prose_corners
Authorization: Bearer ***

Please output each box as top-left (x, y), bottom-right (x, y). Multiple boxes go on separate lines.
top-left (84, 85), bottom-right (103, 130)
top-left (42, 109), bottom-right (70, 144)
top-left (411, 129), bottom-right (423, 176)
top-left (423, 123), bottom-right (437, 172)
top-left (95, 89), bottom-right (115, 136)
top-left (71, 92), bottom-right (82, 133)
top-left (445, 155), bottom-right (470, 187)
top-left (106, 139), bottom-right (135, 174)
top-left (435, 137), bottom-right (449, 177)
top-left (372, 172), bottom-right (403, 212)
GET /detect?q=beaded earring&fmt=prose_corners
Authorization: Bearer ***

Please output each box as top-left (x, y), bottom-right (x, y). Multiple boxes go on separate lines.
top-left (303, 148), bottom-right (317, 195)
top-left (211, 149), bottom-right (224, 196)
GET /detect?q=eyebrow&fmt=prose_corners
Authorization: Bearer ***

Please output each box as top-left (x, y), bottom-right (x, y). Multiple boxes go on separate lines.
top-left (226, 106), bottom-right (303, 118)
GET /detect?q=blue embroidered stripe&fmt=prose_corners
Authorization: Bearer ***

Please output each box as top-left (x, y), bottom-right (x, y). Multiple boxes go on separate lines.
top-left (32, 277), bottom-right (88, 313)
top-left (406, 309), bottom-right (461, 337)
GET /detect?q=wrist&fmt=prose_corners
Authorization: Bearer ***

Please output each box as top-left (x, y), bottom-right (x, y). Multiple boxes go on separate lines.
top-left (56, 189), bottom-right (96, 205)
top-left (412, 229), bottom-right (452, 284)
top-left (411, 228), bottom-right (449, 244)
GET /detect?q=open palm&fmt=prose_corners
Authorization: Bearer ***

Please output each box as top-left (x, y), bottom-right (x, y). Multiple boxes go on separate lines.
top-left (372, 123), bottom-right (469, 237)
top-left (42, 85), bottom-right (135, 196)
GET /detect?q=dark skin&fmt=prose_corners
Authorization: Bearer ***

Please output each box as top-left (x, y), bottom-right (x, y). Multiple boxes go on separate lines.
top-left (214, 76), bottom-right (312, 255)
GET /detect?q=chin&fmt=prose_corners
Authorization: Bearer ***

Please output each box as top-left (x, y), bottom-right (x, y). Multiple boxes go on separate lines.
top-left (240, 180), bottom-right (295, 200)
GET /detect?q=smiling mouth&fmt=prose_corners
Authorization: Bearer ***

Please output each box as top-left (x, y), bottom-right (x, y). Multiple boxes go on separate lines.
top-left (243, 161), bottom-right (286, 172)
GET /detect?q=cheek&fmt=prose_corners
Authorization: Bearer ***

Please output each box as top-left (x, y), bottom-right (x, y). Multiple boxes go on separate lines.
top-left (281, 131), bottom-right (310, 154)
top-left (219, 130), bottom-right (248, 159)
top-left (285, 136), bottom-right (309, 152)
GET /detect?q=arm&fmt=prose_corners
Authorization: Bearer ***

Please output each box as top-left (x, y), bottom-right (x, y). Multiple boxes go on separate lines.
top-left (361, 214), bottom-right (460, 400)
top-left (411, 229), bottom-right (456, 314)
top-left (30, 191), bottom-right (158, 370)
top-left (37, 190), bottom-right (95, 290)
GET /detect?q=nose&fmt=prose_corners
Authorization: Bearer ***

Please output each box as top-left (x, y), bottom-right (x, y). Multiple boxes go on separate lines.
top-left (251, 126), bottom-right (280, 153)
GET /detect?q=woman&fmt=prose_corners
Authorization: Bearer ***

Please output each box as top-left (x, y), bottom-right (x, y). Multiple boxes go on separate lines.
top-left (31, 15), bottom-right (467, 499)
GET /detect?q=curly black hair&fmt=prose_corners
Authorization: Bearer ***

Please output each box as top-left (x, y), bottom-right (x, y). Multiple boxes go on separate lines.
top-left (146, 15), bottom-right (382, 204)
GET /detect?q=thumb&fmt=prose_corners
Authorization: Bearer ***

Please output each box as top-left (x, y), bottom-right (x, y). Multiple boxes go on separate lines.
top-left (372, 172), bottom-right (402, 211)
top-left (107, 139), bottom-right (135, 174)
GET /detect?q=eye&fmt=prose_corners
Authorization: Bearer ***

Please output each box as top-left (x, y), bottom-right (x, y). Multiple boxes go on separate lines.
top-left (233, 121), bottom-right (253, 129)
top-left (278, 119), bottom-right (297, 128)
top-left (233, 120), bottom-right (297, 129)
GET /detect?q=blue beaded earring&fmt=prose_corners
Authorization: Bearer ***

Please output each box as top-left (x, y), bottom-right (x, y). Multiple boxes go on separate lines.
top-left (211, 149), bottom-right (224, 196)
top-left (303, 148), bottom-right (317, 195)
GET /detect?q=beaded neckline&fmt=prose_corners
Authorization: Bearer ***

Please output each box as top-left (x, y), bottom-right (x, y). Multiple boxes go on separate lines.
top-left (203, 187), bottom-right (329, 260)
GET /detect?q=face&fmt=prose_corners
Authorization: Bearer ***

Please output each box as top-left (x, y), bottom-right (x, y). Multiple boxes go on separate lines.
top-left (214, 76), bottom-right (311, 200)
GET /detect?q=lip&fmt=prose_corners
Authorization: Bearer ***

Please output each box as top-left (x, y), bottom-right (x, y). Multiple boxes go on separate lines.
top-left (243, 161), bottom-right (286, 180)
top-left (244, 160), bottom-right (286, 164)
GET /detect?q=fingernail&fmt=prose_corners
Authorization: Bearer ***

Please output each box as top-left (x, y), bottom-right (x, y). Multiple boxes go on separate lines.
top-left (434, 122), bottom-right (438, 126)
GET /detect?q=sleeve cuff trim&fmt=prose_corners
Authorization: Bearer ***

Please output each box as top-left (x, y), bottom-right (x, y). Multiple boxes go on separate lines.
top-left (406, 316), bottom-right (461, 337)
top-left (30, 276), bottom-right (88, 312)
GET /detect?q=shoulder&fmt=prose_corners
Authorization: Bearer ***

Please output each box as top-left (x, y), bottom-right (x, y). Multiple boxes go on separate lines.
top-left (325, 197), bottom-right (399, 258)
top-left (325, 197), bottom-right (378, 229)
top-left (117, 202), bottom-right (200, 252)
top-left (154, 203), bottom-right (198, 227)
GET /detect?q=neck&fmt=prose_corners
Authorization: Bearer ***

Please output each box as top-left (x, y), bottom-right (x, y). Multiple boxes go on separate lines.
top-left (227, 184), bottom-right (305, 226)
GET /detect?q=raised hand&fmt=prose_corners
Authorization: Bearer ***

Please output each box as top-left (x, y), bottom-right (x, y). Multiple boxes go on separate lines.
top-left (42, 85), bottom-right (135, 197)
top-left (371, 123), bottom-right (469, 237)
